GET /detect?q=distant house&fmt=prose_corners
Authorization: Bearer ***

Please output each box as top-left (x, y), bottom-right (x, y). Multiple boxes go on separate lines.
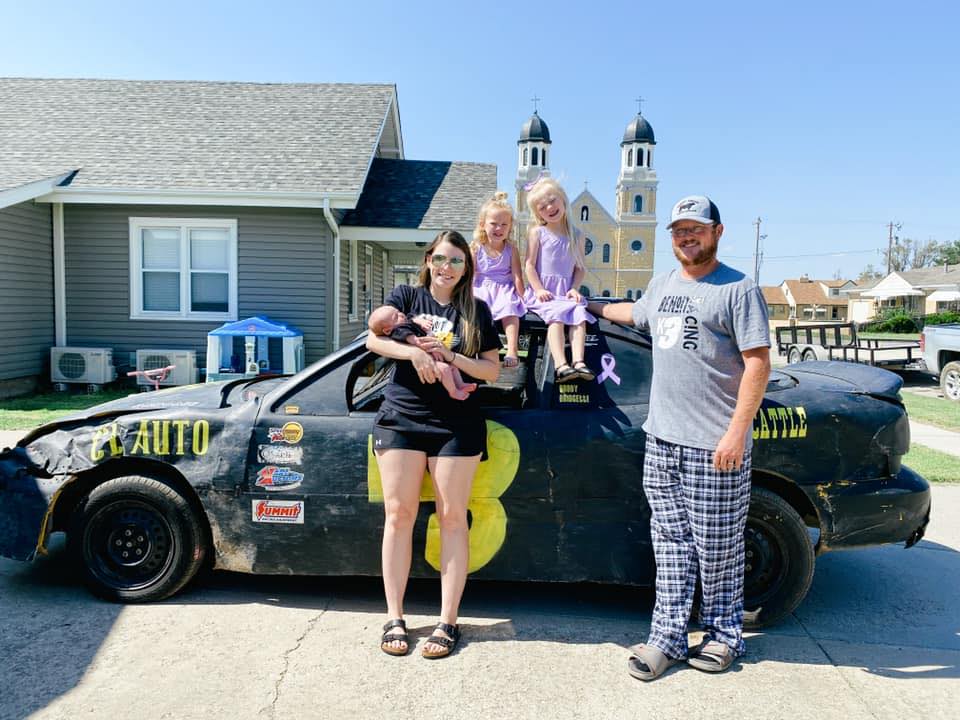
top-left (0, 78), bottom-right (495, 396)
top-left (845, 266), bottom-right (960, 321)
top-left (780, 276), bottom-right (852, 322)
top-left (760, 285), bottom-right (790, 322)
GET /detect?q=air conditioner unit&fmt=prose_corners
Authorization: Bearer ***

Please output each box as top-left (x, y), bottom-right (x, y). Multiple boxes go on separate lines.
top-left (50, 347), bottom-right (116, 386)
top-left (135, 349), bottom-right (198, 388)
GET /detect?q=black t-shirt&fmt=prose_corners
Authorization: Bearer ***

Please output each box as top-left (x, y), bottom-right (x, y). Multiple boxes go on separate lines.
top-left (381, 285), bottom-right (501, 420)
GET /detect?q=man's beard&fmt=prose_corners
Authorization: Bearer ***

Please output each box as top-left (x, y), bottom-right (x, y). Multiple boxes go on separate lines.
top-left (673, 237), bottom-right (718, 267)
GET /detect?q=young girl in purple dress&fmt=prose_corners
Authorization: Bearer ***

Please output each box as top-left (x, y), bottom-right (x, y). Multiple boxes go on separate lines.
top-left (523, 177), bottom-right (596, 381)
top-left (471, 191), bottom-right (526, 367)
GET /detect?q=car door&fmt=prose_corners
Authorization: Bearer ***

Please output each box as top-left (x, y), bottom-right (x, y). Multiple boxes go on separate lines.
top-left (244, 345), bottom-right (384, 575)
top-left (527, 321), bottom-right (656, 586)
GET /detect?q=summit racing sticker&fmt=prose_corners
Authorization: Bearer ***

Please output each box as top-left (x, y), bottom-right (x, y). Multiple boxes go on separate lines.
top-left (255, 466), bottom-right (304, 491)
top-left (252, 499), bottom-right (304, 524)
top-left (268, 421), bottom-right (304, 444)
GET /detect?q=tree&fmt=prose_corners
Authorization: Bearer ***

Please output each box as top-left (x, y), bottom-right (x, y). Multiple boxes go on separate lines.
top-left (858, 264), bottom-right (883, 283)
top-left (934, 239), bottom-right (960, 266)
top-left (882, 237), bottom-right (942, 272)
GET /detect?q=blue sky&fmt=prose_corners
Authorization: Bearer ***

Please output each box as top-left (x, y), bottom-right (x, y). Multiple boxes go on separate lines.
top-left (2, 0), bottom-right (957, 286)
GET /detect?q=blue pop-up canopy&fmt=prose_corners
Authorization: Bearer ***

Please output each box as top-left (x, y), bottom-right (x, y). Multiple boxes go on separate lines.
top-left (209, 316), bottom-right (302, 338)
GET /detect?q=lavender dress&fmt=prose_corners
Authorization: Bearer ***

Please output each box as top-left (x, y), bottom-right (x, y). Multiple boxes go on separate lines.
top-left (473, 243), bottom-right (526, 320)
top-left (523, 226), bottom-right (596, 325)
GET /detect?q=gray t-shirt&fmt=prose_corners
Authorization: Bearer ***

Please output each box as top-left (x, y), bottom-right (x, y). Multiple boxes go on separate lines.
top-left (632, 262), bottom-right (770, 451)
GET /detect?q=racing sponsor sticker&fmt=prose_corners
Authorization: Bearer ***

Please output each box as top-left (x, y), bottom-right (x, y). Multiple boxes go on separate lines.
top-left (256, 466), bottom-right (305, 491)
top-left (257, 444), bottom-right (304, 464)
top-left (252, 499), bottom-right (304, 524)
top-left (268, 421), bottom-right (304, 444)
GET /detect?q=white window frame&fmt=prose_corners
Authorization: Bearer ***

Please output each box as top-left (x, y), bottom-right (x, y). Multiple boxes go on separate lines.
top-left (129, 217), bottom-right (238, 321)
top-left (347, 239), bottom-right (359, 322)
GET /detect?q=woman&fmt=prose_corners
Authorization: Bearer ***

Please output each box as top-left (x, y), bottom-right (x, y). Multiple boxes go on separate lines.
top-left (366, 230), bottom-right (501, 659)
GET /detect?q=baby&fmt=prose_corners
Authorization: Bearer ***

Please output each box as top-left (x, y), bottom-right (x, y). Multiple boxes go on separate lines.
top-left (368, 306), bottom-right (477, 401)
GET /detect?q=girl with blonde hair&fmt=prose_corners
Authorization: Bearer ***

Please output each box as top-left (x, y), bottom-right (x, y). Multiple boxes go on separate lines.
top-left (522, 177), bottom-right (595, 380)
top-left (471, 191), bottom-right (526, 366)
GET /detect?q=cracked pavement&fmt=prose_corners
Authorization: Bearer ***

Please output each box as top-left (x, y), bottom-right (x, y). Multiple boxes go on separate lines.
top-left (1, 485), bottom-right (957, 720)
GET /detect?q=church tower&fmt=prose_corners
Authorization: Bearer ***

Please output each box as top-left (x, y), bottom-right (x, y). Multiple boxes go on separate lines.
top-left (613, 111), bottom-right (658, 297)
top-left (514, 110), bottom-right (551, 246)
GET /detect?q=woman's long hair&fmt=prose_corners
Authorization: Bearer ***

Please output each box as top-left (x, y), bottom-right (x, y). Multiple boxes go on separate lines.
top-left (416, 230), bottom-right (481, 357)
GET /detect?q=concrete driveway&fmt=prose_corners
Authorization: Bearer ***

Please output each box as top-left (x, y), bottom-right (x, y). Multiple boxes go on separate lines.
top-left (1, 486), bottom-right (956, 720)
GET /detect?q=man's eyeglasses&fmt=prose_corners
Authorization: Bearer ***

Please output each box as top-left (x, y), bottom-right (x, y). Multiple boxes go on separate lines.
top-left (670, 225), bottom-right (712, 239)
top-left (429, 254), bottom-right (465, 269)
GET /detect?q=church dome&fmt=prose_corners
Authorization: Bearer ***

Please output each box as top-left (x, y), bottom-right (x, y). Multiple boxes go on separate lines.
top-left (518, 111), bottom-right (551, 144)
top-left (621, 114), bottom-right (656, 145)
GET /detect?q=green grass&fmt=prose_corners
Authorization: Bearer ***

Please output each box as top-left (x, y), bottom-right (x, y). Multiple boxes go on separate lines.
top-left (858, 332), bottom-right (920, 341)
top-left (901, 391), bottom-right (960, 433)
top-left (0, 388), bottom-right (131, 431)
top-left (904, 443), bottom-right (960, 483)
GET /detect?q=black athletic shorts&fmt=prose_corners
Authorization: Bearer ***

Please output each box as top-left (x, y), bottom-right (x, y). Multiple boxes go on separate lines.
top-left (372, 406), bottom-right (486, 458)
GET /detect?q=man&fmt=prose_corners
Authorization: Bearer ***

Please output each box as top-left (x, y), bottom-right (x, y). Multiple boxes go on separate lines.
top-left (588, 195), bottom-right (771, 680)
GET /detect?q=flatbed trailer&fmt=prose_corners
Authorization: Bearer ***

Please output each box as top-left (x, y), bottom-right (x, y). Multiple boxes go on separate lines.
top-left (775, 322), bottom-right (923, 368)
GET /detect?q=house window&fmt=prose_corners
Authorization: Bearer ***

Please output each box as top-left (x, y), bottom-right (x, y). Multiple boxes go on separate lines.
top-left (602, 243), bottom-right (611, 263)
top-left (381, 250), bottom-right (390, 304)
top-left (129, 218), bottom-right (236, 321)
top-left (531, 147), bottom-right (539, 166)
top-left (348, 240), bottom-right (359, 321)
top-left (633, 195), bottom-right (643, 213)
top-left (584, 238), bottom-right (594, 255)
top-left (581, 205), bottom-right (589, 222)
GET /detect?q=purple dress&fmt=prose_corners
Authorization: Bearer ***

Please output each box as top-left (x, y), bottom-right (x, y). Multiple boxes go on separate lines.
top-left (473, 243), bottom-right (526, 320)
top-left (523, 226), bottom-right (596, 325)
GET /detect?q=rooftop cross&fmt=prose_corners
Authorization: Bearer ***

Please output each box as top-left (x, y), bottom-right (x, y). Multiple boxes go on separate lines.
top-left (635, 96), bottom-right (645, 114)
top-left (531, 95), bottom-right (541, 113)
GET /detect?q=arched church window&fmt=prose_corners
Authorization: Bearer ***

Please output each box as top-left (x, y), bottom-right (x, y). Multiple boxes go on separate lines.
top-left (602, 243), bottom-right (611, 263)
top-left (581, 206), bottom-right (589, 222)
top-left (633, 195), bottom-right (643, 213)
top-left (602, 289), bottom-right (611, 297)
top-left (627, 149), bottom-right (633, 167)
top-left (584, 238), bottom-right (593, 255)
top-left (531, 147), bottom-right (539, 166)
top-left (630, 240), bottom-right (643, 253)
top-left (626, 290), bottom-right (633, 299)
top-left (637, 148), bottom-right (644, 166)
top-left (522, 148), bottom-right (527, 166)
top-left (579, 285), bottom-right (591, 297)
top-left (541, 149), bottom-right (546, 166)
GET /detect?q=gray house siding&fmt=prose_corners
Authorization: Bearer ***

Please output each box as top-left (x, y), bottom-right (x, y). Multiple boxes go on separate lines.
top-left (0, 200), bottom-right (54, 387)
top-left (64, 205), bottom-right (333, 374)
top-left (338, 238), bottom-right (396, 347)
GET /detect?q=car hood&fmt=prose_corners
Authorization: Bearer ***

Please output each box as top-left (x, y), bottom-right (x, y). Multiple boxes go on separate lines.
top-left (778, 361), bottom-right (903, 400)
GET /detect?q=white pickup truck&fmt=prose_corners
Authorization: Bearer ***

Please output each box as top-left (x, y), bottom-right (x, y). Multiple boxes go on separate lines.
top-left (920, 323), bottom-right (960, 401)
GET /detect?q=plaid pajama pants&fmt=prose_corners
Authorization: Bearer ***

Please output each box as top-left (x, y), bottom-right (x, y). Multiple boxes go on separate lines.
top-left (643, 434), bottom-right (752, 659)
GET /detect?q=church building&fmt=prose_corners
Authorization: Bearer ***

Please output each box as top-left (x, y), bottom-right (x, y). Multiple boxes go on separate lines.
top-left (513, 109), bottom-right (658, 299)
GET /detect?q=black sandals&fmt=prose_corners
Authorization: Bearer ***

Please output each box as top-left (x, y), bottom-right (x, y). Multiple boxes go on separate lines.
top-left (380, 618), bottom-right (409, 656)
top-left (421, 622), bottom-right (461, 659)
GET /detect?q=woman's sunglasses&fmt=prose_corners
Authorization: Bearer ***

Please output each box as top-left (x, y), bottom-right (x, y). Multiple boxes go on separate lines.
top-left (429, 254), bottom-right (465, 269)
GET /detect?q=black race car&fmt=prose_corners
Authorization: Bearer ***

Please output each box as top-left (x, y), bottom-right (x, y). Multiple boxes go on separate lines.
top-left (0, 317), bottom-right (930, 627)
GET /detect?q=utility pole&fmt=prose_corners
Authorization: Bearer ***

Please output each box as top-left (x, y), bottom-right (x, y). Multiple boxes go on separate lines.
top-left (753, 217), bottom-right (763, 285)
top-left (886, 221), bottom-right (902, 274)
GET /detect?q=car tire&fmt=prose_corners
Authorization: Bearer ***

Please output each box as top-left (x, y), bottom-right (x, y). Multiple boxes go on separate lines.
top-left (940, 361), bottom-right (960, 402)
top-left (801, 348), bottom-right (818, 362)
top-left (742, 488), bottom-right (815, 629)
top-left (68, 475), bottom-right (207, 602)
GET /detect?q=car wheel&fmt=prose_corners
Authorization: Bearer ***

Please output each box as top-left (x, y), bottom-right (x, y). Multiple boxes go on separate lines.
top-left (69, 475), bottom-right (207, 602)
top-left (742, 488), bottom-right (815, 628)
top-left (801, 348), bottom-right (818, 362)
top-left (940, 361), bottom-right (960, 402)
top-left (787, 346), bottom-right (802, 364)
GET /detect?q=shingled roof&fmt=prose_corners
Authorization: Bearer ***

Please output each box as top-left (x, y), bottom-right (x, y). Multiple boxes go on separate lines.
top-left (783, 279), bottom-right (848, 306)
top-left (761, 286), bottom-right (789, 305)
top-left (0, 78), bottom-right (396, 197)
top-left (342, 159), bottom-right (496, 230)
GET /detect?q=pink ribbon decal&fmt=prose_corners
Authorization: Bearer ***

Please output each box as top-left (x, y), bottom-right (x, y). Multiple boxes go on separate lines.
top-left (597, 353), bottom-right (620, 385)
